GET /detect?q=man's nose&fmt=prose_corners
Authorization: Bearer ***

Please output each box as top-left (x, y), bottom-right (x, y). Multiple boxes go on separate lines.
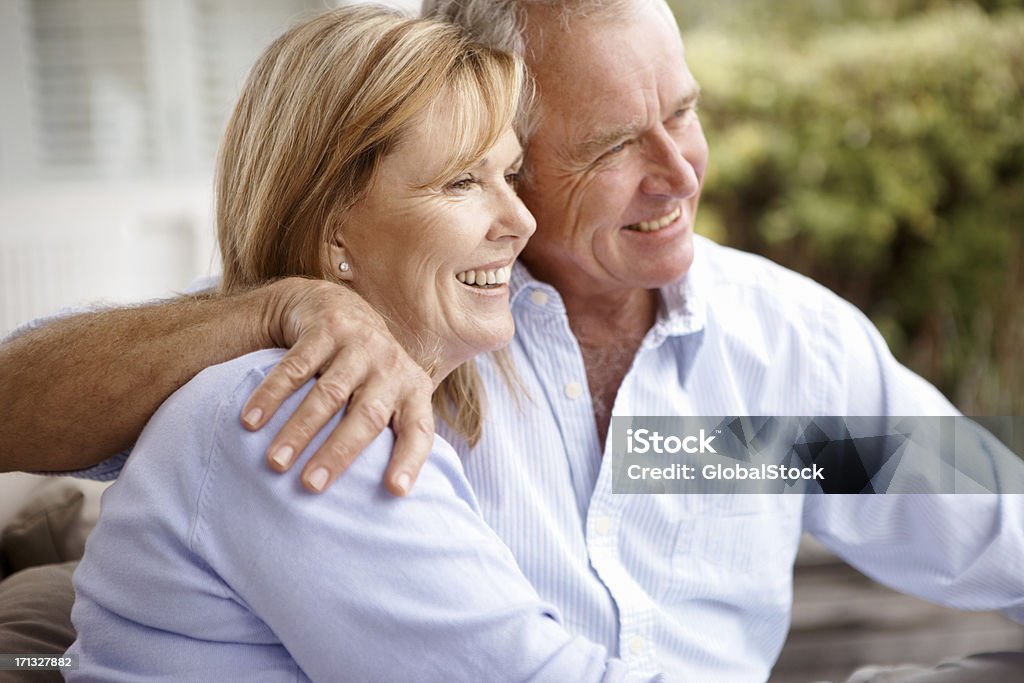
top-left (639, 128), bottom-right (701, 199)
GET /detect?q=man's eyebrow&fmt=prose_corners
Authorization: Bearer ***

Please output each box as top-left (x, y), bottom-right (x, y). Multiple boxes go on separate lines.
top-left (574, 118), bottom-right (645, 163)
top-left (672, 85), bottom-right (701, 112)
top-left (573, 86), bottom-right (703, 163)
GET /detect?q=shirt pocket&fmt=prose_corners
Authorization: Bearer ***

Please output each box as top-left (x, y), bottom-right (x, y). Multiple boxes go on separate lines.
top-left (660, 496), bottom-right (802, 605)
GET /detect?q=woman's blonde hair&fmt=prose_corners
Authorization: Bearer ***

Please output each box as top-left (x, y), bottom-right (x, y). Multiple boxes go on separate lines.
top-left (216, 5), bottom-right (527, 445)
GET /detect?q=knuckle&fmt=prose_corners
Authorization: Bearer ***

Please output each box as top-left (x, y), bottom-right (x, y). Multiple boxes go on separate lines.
top-left (319, 309), bottom-right (347, 334)
top-left (347, 344), bottom-right (374, 370)
top-left (395, 406), bottom-right (433, 435)
top-left (309, 328), bottom-right (340, 355)
top-left (357, 398), bottom-right (391, 433)
top-left (277, 356), bottom-right (312, 385)
top-left (287, 417), bottom-right (319, 444)
top-left (323, 439), bottom-right (356, 465)
top-left (413, 416), bottom-right (434, 436)
top-left (314, 377), bottom-right (351, 409)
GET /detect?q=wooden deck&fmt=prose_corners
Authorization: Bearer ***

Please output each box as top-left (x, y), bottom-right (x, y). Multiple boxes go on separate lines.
top-left (770, 536), bottom-right (1024, 683)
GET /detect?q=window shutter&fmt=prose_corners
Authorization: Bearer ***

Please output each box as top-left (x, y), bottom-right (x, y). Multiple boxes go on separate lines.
top-left (25, 0), bottom-right (156, 179)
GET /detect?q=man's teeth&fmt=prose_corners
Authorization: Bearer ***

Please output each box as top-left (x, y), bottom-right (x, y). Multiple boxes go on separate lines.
top-left (626, 206), bottom-right (682, 232)
top-left (456, 265), bottom-right (512, 287)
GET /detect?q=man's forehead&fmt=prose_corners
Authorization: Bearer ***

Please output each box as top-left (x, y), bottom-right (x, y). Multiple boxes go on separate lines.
top-left (524, 6), bottom-right (692, 127)
top-left (524, 4), bottom-right (692, 156)
top-left (524, 3), bottom-right (685, 86)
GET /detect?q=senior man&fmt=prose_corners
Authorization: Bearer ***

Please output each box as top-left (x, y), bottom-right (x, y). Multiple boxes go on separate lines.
top-left (1, 1), bottom-right (1022, 681)
top-left (418, 1), bottom-right (1024, 681)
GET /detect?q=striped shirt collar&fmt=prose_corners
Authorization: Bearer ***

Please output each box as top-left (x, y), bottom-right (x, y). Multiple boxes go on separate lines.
top-left (508, 234), bottom-right (710, 346)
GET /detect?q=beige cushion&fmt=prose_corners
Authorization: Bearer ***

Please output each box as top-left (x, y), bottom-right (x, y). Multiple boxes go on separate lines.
top-left (1, 480), bottom-right (97, 578)
top-left (0, 561), bottom-right (78, 683)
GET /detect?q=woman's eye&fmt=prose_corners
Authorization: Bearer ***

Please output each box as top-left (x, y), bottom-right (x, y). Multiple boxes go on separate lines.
top-left (504, 172), bottom-right (520, 188)
top-left (447, 176), bottom-right (477, 192)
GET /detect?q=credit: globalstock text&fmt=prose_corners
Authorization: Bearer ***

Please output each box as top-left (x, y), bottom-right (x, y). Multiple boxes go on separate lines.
top-left (625, 462), bottom-right (825, 481)
top-left (623, 428), bottom-right (824, 482)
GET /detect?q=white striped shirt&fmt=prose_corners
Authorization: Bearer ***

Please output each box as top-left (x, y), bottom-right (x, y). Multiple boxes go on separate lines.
top-left (439, 235), bottom-right (1024, 682)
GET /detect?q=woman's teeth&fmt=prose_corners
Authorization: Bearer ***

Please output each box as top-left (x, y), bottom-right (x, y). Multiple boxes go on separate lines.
top-left (456, 265), bottom-right (512, 288)
top-left (626, 206), bottom-right (682, 232)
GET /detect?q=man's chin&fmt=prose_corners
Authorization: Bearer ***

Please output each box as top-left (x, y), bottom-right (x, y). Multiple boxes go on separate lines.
top-left (630, 242), bottom-right (695, 289)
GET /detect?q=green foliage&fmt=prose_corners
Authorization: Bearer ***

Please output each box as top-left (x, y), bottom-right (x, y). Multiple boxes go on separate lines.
top-left (673, 0), bottom-right (1024, 35)
top-left (682, 5), bottom-right (1024, 413)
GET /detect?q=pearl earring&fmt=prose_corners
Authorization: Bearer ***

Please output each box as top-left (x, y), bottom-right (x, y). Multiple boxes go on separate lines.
top-left (339, 262), bottom-right (350, 273)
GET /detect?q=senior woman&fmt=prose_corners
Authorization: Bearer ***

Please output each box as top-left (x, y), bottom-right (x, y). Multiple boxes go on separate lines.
top-left (65, 7), bottom-right (637, 683)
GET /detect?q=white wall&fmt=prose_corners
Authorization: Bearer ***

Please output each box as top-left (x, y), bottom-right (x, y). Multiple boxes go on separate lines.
top-left (0, 181), bottom-right (215, 336)
top-left (0, 0), bottom-right (422, 337)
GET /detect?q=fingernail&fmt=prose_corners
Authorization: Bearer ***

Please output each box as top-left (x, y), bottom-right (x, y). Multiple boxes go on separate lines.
top-left (243, 407), bottom-right (263, 427)
top-left (271, 446), bottom-right (294, 469)
top-left (307, 467), bottom-right (329, 492)
top-left (394, 472), bottom-right (411, 495)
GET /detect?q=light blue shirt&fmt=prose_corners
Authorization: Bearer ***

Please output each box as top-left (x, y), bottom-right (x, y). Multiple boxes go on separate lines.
top-left (66, 350), bottom-right (640, 682)
top-left (438, 235), bottom-right (1024, 682)
top-left (64, 235), bottom-right (1024, 682)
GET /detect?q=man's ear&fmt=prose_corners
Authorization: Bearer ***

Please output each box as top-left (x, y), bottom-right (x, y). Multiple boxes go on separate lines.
top-left (328, 228), bottom-right (355, 282)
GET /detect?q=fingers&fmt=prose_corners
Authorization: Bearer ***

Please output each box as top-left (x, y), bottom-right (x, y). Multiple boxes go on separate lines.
top-left (296, 366), bottom-right (434, 496)
top-left (241, 331), bottom-right (336, 431)
top-left (383, 389), bottom-right (436, 497)
top-left (262, 346), bottom-right (371, 474)
top-left (241, 278), bottom-right (435, 495)
top-left (298, 391), bottom-right (393, 493)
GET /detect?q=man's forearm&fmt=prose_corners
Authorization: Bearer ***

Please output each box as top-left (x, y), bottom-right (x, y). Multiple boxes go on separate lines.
top-left (0, 285), bottom-right (278, 473)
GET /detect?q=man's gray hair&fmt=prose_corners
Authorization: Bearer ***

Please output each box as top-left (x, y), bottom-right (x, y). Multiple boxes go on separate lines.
top-left (421, 0), bottom-right (654, 58)
top-left (420, 0), bottom-right (678, 152)
top-left (421, 1), bottom-right (526, 57)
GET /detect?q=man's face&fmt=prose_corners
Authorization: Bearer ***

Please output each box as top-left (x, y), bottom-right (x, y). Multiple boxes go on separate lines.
top-left (517, 1), bottom-right (708, 301)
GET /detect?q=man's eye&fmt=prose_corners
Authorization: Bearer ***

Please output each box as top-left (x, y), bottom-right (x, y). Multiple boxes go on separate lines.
top-left (671, 105), bottom-right (697, 122)
top-left (599, 141), bottom-right (629, 161)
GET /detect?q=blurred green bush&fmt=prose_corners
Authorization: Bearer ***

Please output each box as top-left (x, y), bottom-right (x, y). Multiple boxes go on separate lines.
top-left (683, 5), bottom-right (1024, 414)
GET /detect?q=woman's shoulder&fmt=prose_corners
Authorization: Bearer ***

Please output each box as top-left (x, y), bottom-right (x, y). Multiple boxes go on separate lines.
top-left (176, 348), bottom-right (290, 415)
top-left (108, 350), bottom-right (291, 503)
top-left (174, 349), bottom-right (468, 499)
top-left (130, 349), bottom-right (287, 463)
top-left (138, 348), bottom-right (476, 526)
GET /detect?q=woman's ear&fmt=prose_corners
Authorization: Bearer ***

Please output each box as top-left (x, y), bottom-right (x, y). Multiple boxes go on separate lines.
top-left (328, 228), bottom-right (354, 282)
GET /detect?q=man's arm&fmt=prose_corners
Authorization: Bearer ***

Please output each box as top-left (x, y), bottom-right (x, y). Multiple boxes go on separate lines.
top-left (0, 278), bottom-right (435, 494)
top-left (805, 295), bottom-right (1024, 621)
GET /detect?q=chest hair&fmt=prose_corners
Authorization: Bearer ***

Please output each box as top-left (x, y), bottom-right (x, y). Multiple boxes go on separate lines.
top-left (580, 336), bottom-right (644, 447)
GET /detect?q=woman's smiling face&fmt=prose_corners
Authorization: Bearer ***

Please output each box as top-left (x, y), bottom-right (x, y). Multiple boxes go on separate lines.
top-left (336, 100), bottom-right (536, 381)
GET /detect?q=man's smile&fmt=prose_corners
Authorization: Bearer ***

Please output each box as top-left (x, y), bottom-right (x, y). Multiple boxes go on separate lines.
top-left (624, 205), bottom-right (682, 232)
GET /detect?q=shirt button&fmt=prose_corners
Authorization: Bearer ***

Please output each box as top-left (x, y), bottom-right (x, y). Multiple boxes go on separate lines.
top-left (629, 635), bottom-right (646, 655)
top-left (593, 516), bottom-right (612, 536)
top-left (530, 290), bottom-right (549, 306)
top-left (564, 381), bottom-right (583, 399)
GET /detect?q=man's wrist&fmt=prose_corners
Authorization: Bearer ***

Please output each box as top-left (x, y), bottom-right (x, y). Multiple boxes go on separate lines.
top-left (236, 277), bottom-right (303, 351)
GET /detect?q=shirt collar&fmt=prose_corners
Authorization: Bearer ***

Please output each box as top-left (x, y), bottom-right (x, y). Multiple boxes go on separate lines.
top-left (509, 234), bottom-right (710, 345)
top-left (645, 233), bottom-right (709, 347)
top-left (509, 259), bottom-right (543, 305)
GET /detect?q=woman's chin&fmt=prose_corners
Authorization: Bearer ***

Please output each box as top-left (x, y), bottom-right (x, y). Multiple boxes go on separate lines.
top-left (454, 324), bottom-right (515, 360)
